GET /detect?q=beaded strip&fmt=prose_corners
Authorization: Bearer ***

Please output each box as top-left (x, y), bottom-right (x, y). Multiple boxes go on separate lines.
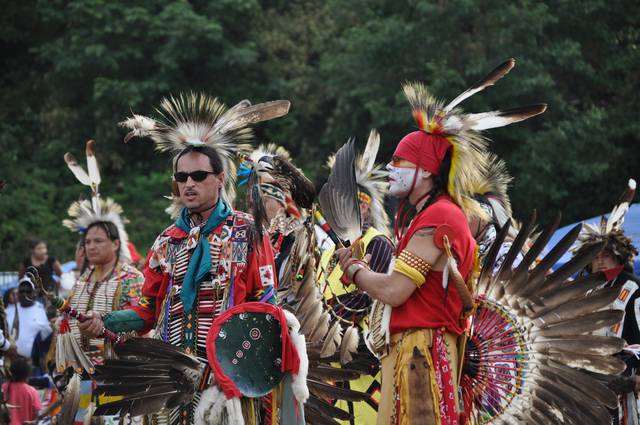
top-left (397, 250), bottom-right (432, 276)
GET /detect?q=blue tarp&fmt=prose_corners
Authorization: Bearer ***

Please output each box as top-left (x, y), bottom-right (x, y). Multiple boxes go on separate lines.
top-left (547, 204), bottom-right (640, 274)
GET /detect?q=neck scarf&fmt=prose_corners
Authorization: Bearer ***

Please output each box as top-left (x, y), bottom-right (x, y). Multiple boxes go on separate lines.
top-left (175, 200), bottom-right (232, 312)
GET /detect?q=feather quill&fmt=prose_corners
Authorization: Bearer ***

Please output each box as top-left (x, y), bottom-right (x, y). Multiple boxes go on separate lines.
top-left (339, 326), bottom-right (359, 364)
top-left (64, 153), bottom-right (91, 186)
top-left (85, 140), bottom-right (101, 189)
top-left (465, 104), bottom-right (547, 131)
top-left (320, 321), bottom-right (343, 358)
top-left (59, 373), bottom-right (81, 425)
top-left (307, 379), bottom-right (369, 401)
top-left (534, 309), bottom-right (624, 338)
top-left (444, 58), bottom-right (516, 113)
top-left (318, 140), bottom-right (361, 243)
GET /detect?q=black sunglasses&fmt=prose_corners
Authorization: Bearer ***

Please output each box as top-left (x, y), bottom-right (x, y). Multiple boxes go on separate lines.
top-left (173, 170), bottom-right (216, 183)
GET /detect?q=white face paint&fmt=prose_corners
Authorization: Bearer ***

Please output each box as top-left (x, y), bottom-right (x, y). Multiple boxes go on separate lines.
top-left (386, 164), bottom-right (429, 197)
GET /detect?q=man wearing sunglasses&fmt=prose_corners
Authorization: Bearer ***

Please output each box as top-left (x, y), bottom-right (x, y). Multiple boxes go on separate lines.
top-left (79, 93), bottom-right (284, 424)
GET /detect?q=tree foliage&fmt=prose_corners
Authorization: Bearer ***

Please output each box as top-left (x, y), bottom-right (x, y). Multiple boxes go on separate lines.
top-left (1, 0), bottom-right (638, 269)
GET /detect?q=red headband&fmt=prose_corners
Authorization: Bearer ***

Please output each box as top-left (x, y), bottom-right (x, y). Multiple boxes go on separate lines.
top-left (393, 131), bottom-right (451, 175)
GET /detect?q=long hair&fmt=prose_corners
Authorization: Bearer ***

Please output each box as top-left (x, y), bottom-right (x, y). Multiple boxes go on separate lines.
top-left (417, 149), bottom-right (452, 215)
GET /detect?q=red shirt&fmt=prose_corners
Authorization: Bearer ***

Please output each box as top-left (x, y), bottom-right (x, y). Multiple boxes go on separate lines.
top-left (2, 382), bottom-right (41, 425)
top-left (390, 196), bottom-right (476, 336)
top-left (130, 212), bottom-right (277, 334)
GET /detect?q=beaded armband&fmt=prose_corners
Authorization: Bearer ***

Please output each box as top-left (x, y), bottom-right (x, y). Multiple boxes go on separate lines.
top-left (394, 250), bottom-right (433, 287)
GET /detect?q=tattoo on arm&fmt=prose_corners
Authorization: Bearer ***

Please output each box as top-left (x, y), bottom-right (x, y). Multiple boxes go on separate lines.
top-left (414, 227), bottom-right (435, 237)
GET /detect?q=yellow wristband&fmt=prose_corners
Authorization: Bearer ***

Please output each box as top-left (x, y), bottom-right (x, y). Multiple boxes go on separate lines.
top-left (394, 258), bottom-right (426, 287)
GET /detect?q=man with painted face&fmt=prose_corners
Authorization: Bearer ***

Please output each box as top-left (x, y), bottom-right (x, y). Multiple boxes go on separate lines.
top-left (338, 130), bottom-right (479, 425)
top-left (336, 63), bottom-right (546, 425)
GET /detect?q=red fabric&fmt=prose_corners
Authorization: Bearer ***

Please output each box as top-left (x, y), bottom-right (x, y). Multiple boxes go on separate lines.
top-left (390, 196), bottom-right (476, 336)
top-left (129, 218), bottom-right (278, 334)
top-left (285, 194), bottom-right (302, 218)
top-left (128, 250), bottom-right (168, 334)
top-left (235, 234), bottom-right (277, 305)
top-left (393, 131), bottom-right (451, 175)
top-left (129, 224), bottom-right (209, 334)
top-left (604, 265), bottom-right (624, 282)
top-left (206, 302), bottom-right (300, 399)
top-left (127, 241), bottom-right (143, 263)
top-left (59, 319), bottom-right (70, 334)
top-left (2, 382), bottom-right (42, 425)
top-left (431, 329), bottom-right (459, 425)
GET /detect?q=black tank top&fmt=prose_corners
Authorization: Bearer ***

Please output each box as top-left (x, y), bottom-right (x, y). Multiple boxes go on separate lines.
top-left (22, 256), bottom-right (57, 292)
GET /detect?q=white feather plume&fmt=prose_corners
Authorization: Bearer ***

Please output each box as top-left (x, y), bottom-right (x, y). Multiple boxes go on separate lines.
top-left (85, 140), bottom-right (101, 189)
top-left (63, 197), bottom-right (132, 263)
top-left (64, 153), bottom-right (91, 187)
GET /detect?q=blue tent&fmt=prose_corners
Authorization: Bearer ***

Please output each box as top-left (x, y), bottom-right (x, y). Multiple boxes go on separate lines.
top-left (546, 204), bottom-right (640, 274)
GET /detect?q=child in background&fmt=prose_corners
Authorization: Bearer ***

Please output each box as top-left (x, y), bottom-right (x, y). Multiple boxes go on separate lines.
top-left (2, 356), bottom-right (41, 425)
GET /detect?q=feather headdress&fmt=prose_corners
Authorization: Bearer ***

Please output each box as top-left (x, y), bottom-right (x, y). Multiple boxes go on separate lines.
top-left (402, 58), bottom-right (546, 217)
top-left (354, 130), bottom-right (390, 233)
top-left (472, 152), bottom-right (513, 227)
top-left (63, 141), bottom-right (131, 262)
top-left (120, 92), bottom-right (290, 206)
top-left (240, 143), bottom-right (315, 214)
top-left (326, 130), bottom-right (390, 234)
top-left (572, 178), bottom-right (638, 265)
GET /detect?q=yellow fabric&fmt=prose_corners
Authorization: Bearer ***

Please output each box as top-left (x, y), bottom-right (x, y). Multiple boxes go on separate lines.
top-left (393, 258), bottom-right (426, 287)
top-left (78, 379), bottom-right (123, 423)
top-left (318, 227), bottom-right (384, 424)
top-left (333, 370), bottom-right (381, 425)
top-left (377, 330), bottom-right (459, 425)
top-left (319, 227), bottom-right (384, 299)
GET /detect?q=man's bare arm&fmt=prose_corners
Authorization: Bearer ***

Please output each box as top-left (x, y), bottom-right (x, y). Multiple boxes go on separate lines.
top-left (336, 228), bottom-right (444, 307)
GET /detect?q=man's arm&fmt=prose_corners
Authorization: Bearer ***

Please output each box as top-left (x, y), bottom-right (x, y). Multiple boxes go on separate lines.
top-left (337, 228), bottom-right (445, 307)
top-left (79, 251), bottom-right (164, 337)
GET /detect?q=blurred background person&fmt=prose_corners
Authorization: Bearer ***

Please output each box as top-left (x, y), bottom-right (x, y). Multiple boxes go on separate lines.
top-left (5, 278), bottom-right (52, 363)
top-left (19, 240), bottom-right (62, 295)
top-left (2, 356), bottom-right (42, 425)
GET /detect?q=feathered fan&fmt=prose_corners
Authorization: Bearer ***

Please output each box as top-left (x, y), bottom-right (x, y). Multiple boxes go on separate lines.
top-left (92, 338), bottom-right (203, 417)
top-left (277, 222), bottom-right (375, 425)
top-left (462, 213), bottom-right (625, 424)
top-left (325, 130), bottom-right (390, 235)
top-left (318, 139), bottom-right (362, 244)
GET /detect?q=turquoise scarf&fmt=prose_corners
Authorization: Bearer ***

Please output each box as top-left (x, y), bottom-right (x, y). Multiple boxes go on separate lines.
top-left (175, 200), bottom-right (232, 312)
